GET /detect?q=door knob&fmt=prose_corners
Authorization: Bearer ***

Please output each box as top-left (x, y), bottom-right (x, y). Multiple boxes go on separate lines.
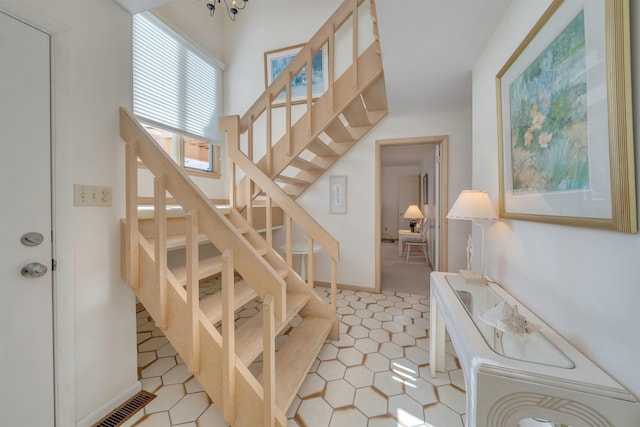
top-left (21, 262), bottom-right (48, 278)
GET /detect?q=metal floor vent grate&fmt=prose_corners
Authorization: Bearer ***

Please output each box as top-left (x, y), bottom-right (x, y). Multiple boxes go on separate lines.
top-left (93, 390), bottom-right (156, 427)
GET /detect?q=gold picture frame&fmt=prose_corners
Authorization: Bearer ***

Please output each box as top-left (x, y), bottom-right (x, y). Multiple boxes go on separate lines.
top-left (496, 0), bottom-right (636, 233)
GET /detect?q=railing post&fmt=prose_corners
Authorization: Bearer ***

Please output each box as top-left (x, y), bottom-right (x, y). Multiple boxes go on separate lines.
top-left (285, 214), bottom-right (293, 268)
top-left (331, 259), bottom-right (337, 311)
top-left (352, 0), bottom-right (359, 90)
top-left (306, 51), bottom-right (313, 137)
top-left (286, 71), bottom-right (293, 155)
top-left (307, 237), bottom-right (315, 287)
top-left (154, 174), bottom-right (168, 329)
top-left (186, 210), bottom-right (200, 374)
top-left (266, 95), bottom-right (273, 176)
top-left (263, 294), bottom-right (276, 427)
top-left (222, 249), bottom-right (236, 422)
top-left (246, 178), bottom-right (253, 226)
top-left (266, 196), bottom-right (273, 247)
top-left (329, 29), bottom-right (335, 115)
top-left (125, 140), bottom-right (139, 289)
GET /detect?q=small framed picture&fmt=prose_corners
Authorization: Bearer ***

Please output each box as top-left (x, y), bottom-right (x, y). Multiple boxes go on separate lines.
top-left (330, 175), bottom-right (346, 214)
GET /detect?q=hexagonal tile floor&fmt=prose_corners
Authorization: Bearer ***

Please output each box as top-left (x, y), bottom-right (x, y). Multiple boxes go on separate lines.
top-left (127, 280), bottom-right (466, 427)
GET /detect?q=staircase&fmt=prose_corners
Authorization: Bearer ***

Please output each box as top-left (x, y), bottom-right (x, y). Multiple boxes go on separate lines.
top-left (119, 1), bottom-right (387, 426)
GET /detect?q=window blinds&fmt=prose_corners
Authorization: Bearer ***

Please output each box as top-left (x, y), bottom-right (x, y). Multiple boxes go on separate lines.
top-left (133, 12), bottom-right (223, 143)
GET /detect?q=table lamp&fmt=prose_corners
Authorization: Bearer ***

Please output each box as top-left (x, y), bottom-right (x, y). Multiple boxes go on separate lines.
top-left (446, 190), bottom-right (497, 283)
top-left (403, 204), bottom-right (424, 232)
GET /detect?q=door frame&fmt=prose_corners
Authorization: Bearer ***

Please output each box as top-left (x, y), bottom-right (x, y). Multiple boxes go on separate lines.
top-left (374, 135), bottom-right (449, 293)
top-left (0, 4), bottom-right (76, 425)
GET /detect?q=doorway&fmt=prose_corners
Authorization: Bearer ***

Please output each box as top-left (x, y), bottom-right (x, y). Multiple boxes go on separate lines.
top-left (374, 136), bottom-right (449, 294)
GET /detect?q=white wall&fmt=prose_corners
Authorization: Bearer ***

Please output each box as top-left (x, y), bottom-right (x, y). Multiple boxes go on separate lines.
top-left (296, 110), bottom-right (473, 288)
top-left (1, 0), bottom-right (139, 423)
top-left (473, 0), bottom-right (640, 397)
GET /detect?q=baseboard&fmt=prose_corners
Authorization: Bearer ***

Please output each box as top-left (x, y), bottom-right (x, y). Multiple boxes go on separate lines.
top-left (76, 381), bottom-right (141, 427)
top-left (315, 281), bottom-right (376, 293)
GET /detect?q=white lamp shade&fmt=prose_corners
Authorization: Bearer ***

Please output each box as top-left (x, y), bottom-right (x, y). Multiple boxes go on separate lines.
top-left (447, 190), bottom-right (498, 220)
top-left (403, 204), bottom-right (425, 219)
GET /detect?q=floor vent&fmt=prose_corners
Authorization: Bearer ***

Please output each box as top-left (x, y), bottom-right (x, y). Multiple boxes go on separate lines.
top-left (93, 390), bottom-right (156, 427)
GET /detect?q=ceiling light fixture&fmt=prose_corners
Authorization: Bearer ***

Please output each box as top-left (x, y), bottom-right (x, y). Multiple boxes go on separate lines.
top-left (206, 0), bottom-right (248, 21)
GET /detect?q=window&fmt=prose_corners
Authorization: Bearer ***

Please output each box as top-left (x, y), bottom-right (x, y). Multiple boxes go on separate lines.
top-left (133, 12), bottom-right (223, 177)
top-left (142, 123), bottom-right (221, 176)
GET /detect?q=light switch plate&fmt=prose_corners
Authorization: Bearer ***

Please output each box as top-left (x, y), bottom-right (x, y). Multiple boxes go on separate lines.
top-left (74, 184), bottom-right (112, 206)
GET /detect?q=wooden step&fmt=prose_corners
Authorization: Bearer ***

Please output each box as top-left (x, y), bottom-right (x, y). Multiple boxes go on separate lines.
top-left (148, 233), bottom-right (210, 251)
top-left (324, 118), bottom-right (354, 143)
top-left (199, 279), bottom-right (258, 324)
top-left (362, 75), bottom-right (388, 112)
top-left (235, 290), bottom-right (311, 366)
top-left (275, 174), bottom-right (310, 186)
top-left (290, 157), bottom-right (323, 172)
top-left (306, 138), bottom-right (338, 158)
top-left (257, 316), bottom-right (333, 412)
top-left (342, 96), bottom-right (371, 128)
top-left (171, 255), bottom-right (223, 285)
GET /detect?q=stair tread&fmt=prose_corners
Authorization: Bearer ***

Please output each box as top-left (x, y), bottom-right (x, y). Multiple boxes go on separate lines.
top-left (171, 255), bottom-right (223, 285)
top-left (290, 157), bottom-right (323, 172)
top-left (276, 175), bottom-right (310, 186)
top-left (306, 138), bottom-right (338, 158)
top-left (342, 96), bottom-right (371, 128)
top-left (148, 233), bottom-right (210, 251)
top-left (199, 279), bottom-right (258, 324)
top-left (258, 317), bottom-right (333, 411)
top-left (324, 118), bottom-right (354, 143)
top-left (235, 290), bottom-right (311, 366)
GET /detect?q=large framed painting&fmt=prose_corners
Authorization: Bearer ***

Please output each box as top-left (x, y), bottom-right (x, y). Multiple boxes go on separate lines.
top-left (264, 43), bottom-right (328, 106)
top-left (496, 0), bottom-right (636, 233)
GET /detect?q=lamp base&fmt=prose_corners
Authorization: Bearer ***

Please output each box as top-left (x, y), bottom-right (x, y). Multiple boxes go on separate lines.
top-left (458, 269), bottom-right (487, 284)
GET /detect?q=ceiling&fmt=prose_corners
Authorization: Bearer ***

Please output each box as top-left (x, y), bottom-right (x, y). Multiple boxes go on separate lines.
top-left (375, 0), bottom-right (512, 115)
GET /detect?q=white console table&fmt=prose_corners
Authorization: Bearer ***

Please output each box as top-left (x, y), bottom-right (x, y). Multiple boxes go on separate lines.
top-left (429, 272), bottom-right (640, 427)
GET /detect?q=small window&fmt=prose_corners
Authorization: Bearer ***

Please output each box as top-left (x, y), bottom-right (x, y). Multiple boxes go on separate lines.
top-left (142, 123), bottom-right (221, 178)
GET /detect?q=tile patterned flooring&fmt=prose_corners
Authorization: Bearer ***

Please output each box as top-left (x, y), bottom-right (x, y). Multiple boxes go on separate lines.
top-left (129, 279), bottom-right (466, 427)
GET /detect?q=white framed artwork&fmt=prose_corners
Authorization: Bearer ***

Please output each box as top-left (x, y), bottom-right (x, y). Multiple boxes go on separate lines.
top-left (330, 175), bottom-right (346, 214)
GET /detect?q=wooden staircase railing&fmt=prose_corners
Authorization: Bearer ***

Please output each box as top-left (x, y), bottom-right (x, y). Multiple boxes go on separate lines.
top-left (120, 107), bottom-right (339, 427)
top-left (224, 0), bottom-right (387, 303)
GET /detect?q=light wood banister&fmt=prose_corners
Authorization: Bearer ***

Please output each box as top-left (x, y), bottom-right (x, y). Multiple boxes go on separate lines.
top-left (237, 0), bottom-right (366, 132)
top-left (120, 107), bottom-right (287, 320)
top-left (222, 115), bottom-right (339, 263)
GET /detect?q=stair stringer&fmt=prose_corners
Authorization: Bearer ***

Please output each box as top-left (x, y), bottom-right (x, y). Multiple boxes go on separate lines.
top-left (235, 43), bottom-right (387, 210)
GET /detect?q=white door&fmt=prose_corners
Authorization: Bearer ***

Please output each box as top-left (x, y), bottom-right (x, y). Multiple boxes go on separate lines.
top-left (0, 11), bottom-right (55, 426)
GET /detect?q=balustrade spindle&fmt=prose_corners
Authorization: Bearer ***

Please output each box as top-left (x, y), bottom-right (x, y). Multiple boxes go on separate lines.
top-left (222, 249), bottom-right (236, 422)
top-left (154, 174), bottom-right (168, 329)
top-left (185, 210), bottom-right (200, 374)
top-left (262, 294), bottom-right (276, 427)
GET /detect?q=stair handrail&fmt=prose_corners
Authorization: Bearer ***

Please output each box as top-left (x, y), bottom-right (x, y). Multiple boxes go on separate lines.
top-left (222, 115), bottom-right (339, 263)
top-left (120, 107), bottom-right (287, 320)
top-left (238, 0), bottom-right (367, 133)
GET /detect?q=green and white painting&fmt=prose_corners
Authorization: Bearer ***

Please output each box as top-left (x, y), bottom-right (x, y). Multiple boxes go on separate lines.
top-left (509, 10), bottom-right (588, 193)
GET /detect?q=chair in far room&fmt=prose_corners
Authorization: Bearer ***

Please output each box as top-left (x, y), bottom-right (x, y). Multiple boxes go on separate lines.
top-left (404, 220), bottom-right (432, 268)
